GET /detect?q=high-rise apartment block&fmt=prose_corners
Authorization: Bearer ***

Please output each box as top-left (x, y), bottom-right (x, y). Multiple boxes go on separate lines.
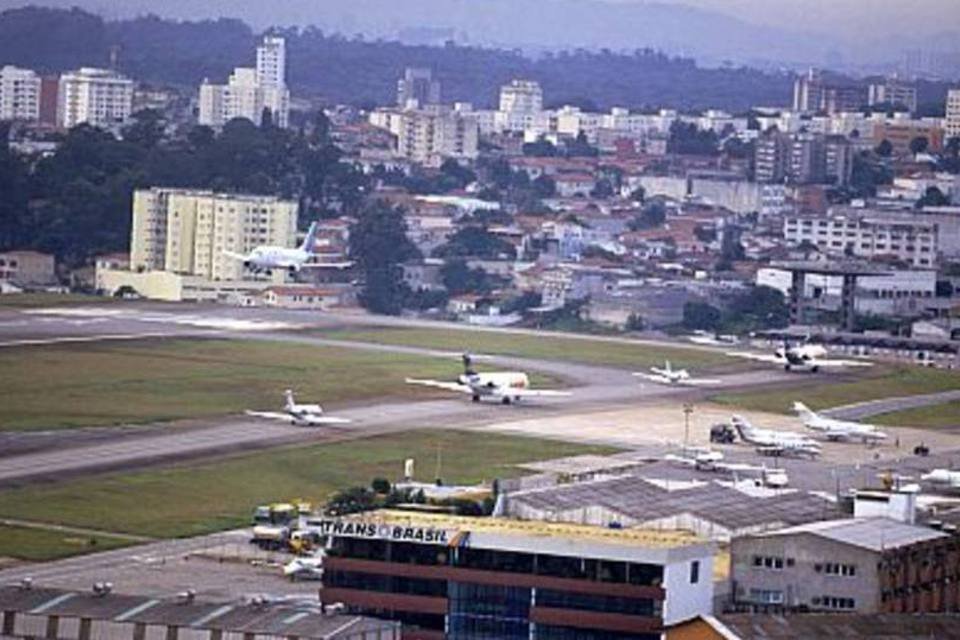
top-left (57, 67), bottom-right (133, 130)
top-left (0, 65), bottom-right (41, 121)
top-left (499, 79), bottom-right (543, 114)
top-left (946, 88), bottom-right (960, 140)
top-left (755, 131), bottom-right (851, 186)
top-left (370, 104), bottom-right (479, 167)
top-left (198, 35), bottom-right (290, 129)
top-left (793, 69), bottom-right (867, 115)
top-left (396, 67), bottom-right (441, 108)
top-left (130, 188), bottom-right (298, 281)
top-left (867, 77), bottom-right (918, 113)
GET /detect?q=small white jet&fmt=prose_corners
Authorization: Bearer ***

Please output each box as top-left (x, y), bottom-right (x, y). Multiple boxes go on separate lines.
top-left (688, 331), bottom-right (739, 347)
top-left (793, 401), bottom-right (888, 443)
top-left (405, 354), bottom-right (570, 405)
top-left (730, 415), bottom-right (822, 458)
top-left (246, 390), bottom-right (352, 426)
top-left (283, 556), bottom-right (324, 581)
top-left (223, 221), bottom-right (353, 274)
top-left (921, 469), bottom-right (960, 489)
top-left (662, 449), bottom-right (789, 487)
top-left (634, 360), bottom-right (720, 386)
top-left (727, 338), bottom-right (871, 373)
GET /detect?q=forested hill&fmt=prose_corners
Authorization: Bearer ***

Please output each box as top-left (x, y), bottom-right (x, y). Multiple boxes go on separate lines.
top-left (0, 6), bottom-right (794, 110)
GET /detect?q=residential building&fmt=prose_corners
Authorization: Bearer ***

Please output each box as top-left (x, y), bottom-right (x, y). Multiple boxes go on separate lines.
top-left (396, 67), bottom-right (441, 107)
top-left (783, 208), bottom-right (939, 267)
top-left (499, 79), bottom-right (543, 114)
top-left (314, 510), bottom-right (714, 638)
top-left (824, 135), bottom-right (853, 185)
top-left (38, 75), bottom-right (58, 125)
top-left (730, 518), bottom-right (959, 613)
top-left (945, 88), bottom-right (960, 140)
top-left (378, 104), bottom-right (478, 167)
top-left (0, 251), bottom-right (55, 286)
top-left (198, 35), bottom-right (290, 128)
top-left (868, 77), bottom-right (918, 113)
top-left (0, 65), bottom-right (40, 121)
top-left (129, 187), bottom-right (298, 281)
top-left (57, 67), bottom-right (133, 130)
top-left (793, 69), bottom-right (868, 115)
top-left (261, 285), bottom-right (343, 310)
top-left (874, 120), bottom-right (945, 156)
top-left (756, 131), bottom-right (839, 185)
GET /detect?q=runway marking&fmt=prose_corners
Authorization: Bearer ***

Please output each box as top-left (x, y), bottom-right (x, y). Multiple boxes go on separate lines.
top-left (0, 332), bottom-right (182, 348)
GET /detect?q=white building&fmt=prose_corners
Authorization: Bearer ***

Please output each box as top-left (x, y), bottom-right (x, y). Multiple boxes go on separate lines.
top-left (57, 68), bottom-right (133, 130)
top-left (370, 104), bottom-right (478, 167)
top-left (946, 88), bottom-right (960, 140)
top-left (0, 65), bottom-right (40, 121)
top-left (783, 208), bottom-right (939, 267)
top-left (499, 79), bottom-right (543, 114)
top-left (198, 35), bottom-right (290, 128)
top-left (129, 187), bottom-right (298, 282)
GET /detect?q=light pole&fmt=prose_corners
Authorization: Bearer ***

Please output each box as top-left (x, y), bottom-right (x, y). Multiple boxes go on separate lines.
top-left (683, 403), bottom-right (694, 451)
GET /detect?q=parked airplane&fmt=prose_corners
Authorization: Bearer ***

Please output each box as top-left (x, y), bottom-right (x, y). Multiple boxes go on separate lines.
top-left (730, 415), bottom-right (822, 458)
top-left (634, 360), bottom-right (720, 386)
top-left (405, 354), bottom-right (570, 405)
top-left (662, 448), bottom-right (788, 487)
top-left (727, 338), bottom-right (871, 372)
top-left (921, 469), bottom-right (960, 489)
top-left (246, 390), bottom-right (352, 426)
top-left (223, 222), bottom-right (352, 274)
top-left (793, 401), bottom-right (888, 443)
top-left (688, 330), bottom-right (739, 347)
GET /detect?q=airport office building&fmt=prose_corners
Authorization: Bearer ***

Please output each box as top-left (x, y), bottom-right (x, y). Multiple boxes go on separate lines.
top-left (313, 511), bottom-right (714, 639)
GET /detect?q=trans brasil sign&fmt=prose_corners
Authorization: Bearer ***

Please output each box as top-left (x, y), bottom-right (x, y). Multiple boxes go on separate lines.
top-left (304, 518), bottom-right (456, 544)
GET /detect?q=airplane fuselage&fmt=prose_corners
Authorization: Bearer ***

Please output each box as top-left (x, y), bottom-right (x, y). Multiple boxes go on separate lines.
top-left (244, 247), bottom-right (311, 272)
top-left (460, 371), bottom-right (530, 400)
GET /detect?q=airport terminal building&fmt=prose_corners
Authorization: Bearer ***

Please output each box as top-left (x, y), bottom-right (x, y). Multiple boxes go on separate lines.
top-left (313, 511), bottom-right (714, 640)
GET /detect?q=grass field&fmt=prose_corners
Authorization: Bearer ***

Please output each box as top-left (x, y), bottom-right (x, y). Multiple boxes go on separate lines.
top-left (872, 400), bottom-right (960, 429)
top-left (0, 525), bottom-right (132, 562)
top-left (0, 430), bottom-right (615, 540)
top-left (0, 293), bottom-right (119, 308)
top-left (0, 338), bottom-right (513, 431)
top-left (712, 365), bottom-right (960, 417)
top-left (319, 326), bottom-right (737, 371)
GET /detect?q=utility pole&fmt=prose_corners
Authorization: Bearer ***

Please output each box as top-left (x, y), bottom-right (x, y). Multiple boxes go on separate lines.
top-left (683, 403), bottom-right (694, 451)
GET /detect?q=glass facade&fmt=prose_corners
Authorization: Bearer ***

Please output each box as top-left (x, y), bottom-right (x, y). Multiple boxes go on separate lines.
top-left (536, 589), bottom-right (659, 617)
top-left (536, 625), bottom-right (661, 640)
top-left (448, 582), bottom-right (531, 639)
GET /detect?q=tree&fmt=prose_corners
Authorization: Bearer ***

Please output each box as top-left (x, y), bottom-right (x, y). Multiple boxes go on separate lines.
top-left (916, 186), bottom-right (949, 209)
top-left (349, 200), bottom-right (420, 315)
top-left (440, 259), bottom-right (499, 295)
top-left (909, 136), bottom-right (929, 156)
top-left (724, 285), bottom-right (789, 331)
top-left (668, 121), bottom-right (719, 156)
top-left (683, 302), bottom-right (721, 331)
top-left (625, 313), bottom-right (645, 331)
top-left (590, 178), bottom-right (615, 198)
top-left (522, 137), bottom-right (558, 157)
top-left (628, 186), bottom-right (645, 203)
top-left (434, 227), bottom-right (516, 259)
top-left (371, 477), bottom-right (391, 494)
top-left (532, 174), bottom-right (556, 198)
top-left (628, 200), bottom-right (667, 230)
top-left (875, 139), bottom-right (893, 157)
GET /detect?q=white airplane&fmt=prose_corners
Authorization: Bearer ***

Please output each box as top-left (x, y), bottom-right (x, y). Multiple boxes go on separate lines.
top-left (223, 221), bottom-right (353, 274)
top-left (662, 449), bottom-right (788, 487)
top-left (283, 556), bottom-right (324, 580)
top-left (634, 360), bottom-right (720, 386)
top-left (921, 469), bottom-right (960, 489)
top-left (688, 331), bottom-right (739, 347)
top-left (793, 401), bottom-right (888, 443)
top-left (246, 390), bottom-right (352, 426)
top-left (405, 354), bottom-right (570, 405)
top-left (726, 338), bottom-right (871, 372)
top-left (730, 415), bottom-right (822, 458)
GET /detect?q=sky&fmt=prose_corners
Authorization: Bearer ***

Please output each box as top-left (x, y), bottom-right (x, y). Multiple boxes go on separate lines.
top-left (637, 0), bottom-right (960, 40)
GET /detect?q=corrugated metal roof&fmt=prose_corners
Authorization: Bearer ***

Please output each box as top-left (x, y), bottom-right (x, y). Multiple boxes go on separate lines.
top-left (761, 517), bottom-right (947, 551)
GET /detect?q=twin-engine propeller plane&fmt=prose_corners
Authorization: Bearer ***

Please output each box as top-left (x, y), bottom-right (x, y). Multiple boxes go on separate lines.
top-left (405, 354), bottom-right (570, 405)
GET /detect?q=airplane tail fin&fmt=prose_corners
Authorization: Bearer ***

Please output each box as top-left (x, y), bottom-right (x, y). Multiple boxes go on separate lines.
top-left (730, 415), bottom-right (752, 440)
top-left (298, 221), bottom-right (320, 253)
top-left (664, 360), bottom-right (672, 373)
top-left (462, 353), bottom-right (476, 376)
top-left (793, 401), bottom-right (816, 421)
top-left (284, 389), bottom-right (295, 411)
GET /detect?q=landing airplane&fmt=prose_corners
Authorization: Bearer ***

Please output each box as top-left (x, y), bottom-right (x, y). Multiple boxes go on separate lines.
top-left (921, 469), bottom-right (960, 489)
top-left (793, 401), bottom-right (888, 443)
top-left (405, 354), bottom-right (570, 405)
top-left (223, 222), bottom-right (353, 274)
top-left (726, 338), bottom-right (871, 373)
top-left (246, 390), bottom-right (352, 426)
top-left (634, 360), bottom-right (720, 386)
top-left (730, 415), bottom-right (822, 458)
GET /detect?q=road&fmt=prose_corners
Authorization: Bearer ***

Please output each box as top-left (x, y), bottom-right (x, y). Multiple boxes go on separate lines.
top-left (825, 390), bottom-right (960, 421)
top-left (0, 303), bottom-right (799, 486)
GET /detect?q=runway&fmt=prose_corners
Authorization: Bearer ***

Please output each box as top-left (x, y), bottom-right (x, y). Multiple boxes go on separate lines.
top-left (0, 303), bottom-right (799, 486)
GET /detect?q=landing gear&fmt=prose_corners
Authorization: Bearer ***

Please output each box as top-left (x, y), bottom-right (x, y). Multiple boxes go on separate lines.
top-left (784, 364), bottom-right (792, 372)
top-left (472, 395), bottom-right (481, 403)
top-left (502, 397), bottom-right (512, 405)
top-left (811, 365), bottom-right (820, 373)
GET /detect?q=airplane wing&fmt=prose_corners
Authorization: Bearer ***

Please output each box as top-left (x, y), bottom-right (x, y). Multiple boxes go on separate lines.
top-left (678, 378), bottom-right (721, 386)
top-left (633, 372), bottom-right (672, 384)
top-left (222, 250), bottom-right (249, 261)
top-left (501, 388), bottom-right (571, 398)
top-left (811, 358), bottom-right (873, 368)
top-left (725, 351), bottom-right (785, 363)
top-left (303, 416), bottom-right (353, 425)
top-left (245, 410), bottom-right (294, 421)
top-left (300, 261), bottom-right (355, 269)
top-left (404, 378), bottom-right (473, 394)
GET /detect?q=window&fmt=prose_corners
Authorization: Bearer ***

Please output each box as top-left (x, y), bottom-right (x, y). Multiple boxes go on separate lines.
top-left (690, 560), bottom-right (700, 584)
top-left (749, 589), bottom-right (784, 604)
